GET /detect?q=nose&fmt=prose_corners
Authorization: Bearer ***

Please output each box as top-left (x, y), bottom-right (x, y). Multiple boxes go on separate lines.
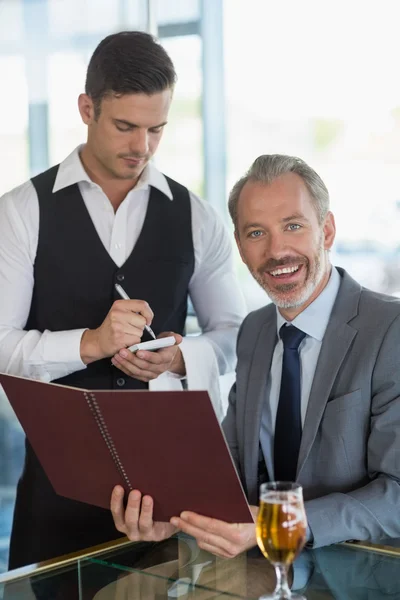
top-left (129, 129), bottom-right (149, 156)
top-left (266, 232), bottom-right (287, 258)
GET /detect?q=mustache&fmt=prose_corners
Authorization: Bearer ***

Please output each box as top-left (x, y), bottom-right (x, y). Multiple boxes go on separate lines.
top-left (259, 256), bottom-right (307, 272)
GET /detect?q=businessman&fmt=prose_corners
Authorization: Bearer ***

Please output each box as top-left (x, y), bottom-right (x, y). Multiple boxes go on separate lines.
top-left (112, 154), bottom-right (400, 557)
top-left (0, 31), bottom-right (245, 568)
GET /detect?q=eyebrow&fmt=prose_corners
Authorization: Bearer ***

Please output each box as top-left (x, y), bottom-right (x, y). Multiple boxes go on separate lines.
top-left (113, 118), bottom-right (168, 129)
top-left (242, 213), bottom-right (310, 231)
top-left (242, 222), bottom-right (264, 230)
top-left (281, 212), bottom-right (309, 223)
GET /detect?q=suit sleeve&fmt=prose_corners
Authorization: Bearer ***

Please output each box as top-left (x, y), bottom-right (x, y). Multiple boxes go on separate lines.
top-left (306, 313), bottom-right (400, 547)
top-left (222, 318), bottom-right (249, 476)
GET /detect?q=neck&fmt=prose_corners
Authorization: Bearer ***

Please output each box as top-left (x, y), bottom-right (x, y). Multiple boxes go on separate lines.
top-left (79, 145), bottom-right (140, 211)
top-left (279, 264), bottom-right (332, 322)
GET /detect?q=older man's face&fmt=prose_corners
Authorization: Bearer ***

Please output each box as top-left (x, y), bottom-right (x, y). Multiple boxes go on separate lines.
top-left (235, 173), bottom-right (336, 318)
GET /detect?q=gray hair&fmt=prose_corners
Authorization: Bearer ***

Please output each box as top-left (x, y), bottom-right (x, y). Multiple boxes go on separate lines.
top-left (228, 154), bottom-right (330, 231)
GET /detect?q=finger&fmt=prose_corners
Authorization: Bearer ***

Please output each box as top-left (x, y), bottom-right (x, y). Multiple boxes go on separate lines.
top-left (117, 349), bottom-right (155, 369)
top-left (170, 516), bottom-right (237, 556)
top-left (124, 490), bottom-right (143, 538)
top-left (158, 331), bottom-right (183, 344)
top-left (119, 299), bottom-right (154, 325)
top-left (115, 351), bottom-right (170, 375)
top-left (111, 359), bottom-right (131, 376)
top-left (138, 495), bottom-right (155, 533)
top-left (178, 512), bottom-right (230, 536)
top-left (116, 349), bottom-right (170, 373)
top-left (111, 358), bottom-right (157, 382)
top-left (136, 346), bottom-right (177, 365)
top-left (193, 541), bottom-right (234, 559)
top-left (111, 301), bottom-right (147, 327)
top-left (109, 320), bottom-right (144, 344)
top-left (110, 485), bottom-right (127, 533)
top-left (119, 315), bottom-right (147, 334)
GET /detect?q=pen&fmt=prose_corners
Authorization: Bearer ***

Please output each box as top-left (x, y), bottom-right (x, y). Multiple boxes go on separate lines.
top-left (114, 283), bottom-right (157, 340)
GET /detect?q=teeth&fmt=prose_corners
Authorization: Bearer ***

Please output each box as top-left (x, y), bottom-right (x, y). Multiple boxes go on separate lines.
top-left (270, 266), bottom-right (299, 276)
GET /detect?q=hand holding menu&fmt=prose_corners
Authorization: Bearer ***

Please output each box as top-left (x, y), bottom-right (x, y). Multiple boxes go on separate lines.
top-left (0, 374), bottom-right (252, 523)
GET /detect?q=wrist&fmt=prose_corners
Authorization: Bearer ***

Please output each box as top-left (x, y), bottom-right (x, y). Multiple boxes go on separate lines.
top-left (169, 347), bottom-right (186, 376)
top-left (80, 329), bottom-right (102, 364)
top-left (244, 522), bottom-right (258, 551)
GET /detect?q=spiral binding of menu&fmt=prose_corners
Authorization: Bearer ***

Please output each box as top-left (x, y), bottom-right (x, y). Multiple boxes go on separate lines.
top-left (84, 391), bottom-right (133, 491)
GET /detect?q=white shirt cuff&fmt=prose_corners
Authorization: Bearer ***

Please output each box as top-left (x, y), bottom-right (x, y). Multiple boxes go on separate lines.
top-left (179, 335), bottom-right (223, 421)
top-left (27, 329), bottom-right (87, 382)
top-left (149, 336), bottom-right (223, 421)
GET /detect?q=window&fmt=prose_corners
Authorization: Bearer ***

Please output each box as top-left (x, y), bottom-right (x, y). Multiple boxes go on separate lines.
top-left (223, 0), bottom-right (400, 309)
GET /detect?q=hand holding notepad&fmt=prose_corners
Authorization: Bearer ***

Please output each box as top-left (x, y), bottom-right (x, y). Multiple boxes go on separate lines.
top-left (0, 374), bottom-right (252, 524)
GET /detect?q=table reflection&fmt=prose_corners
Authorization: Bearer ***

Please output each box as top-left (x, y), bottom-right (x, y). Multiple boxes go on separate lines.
top-left (1, 536), bottom-right (400, 600)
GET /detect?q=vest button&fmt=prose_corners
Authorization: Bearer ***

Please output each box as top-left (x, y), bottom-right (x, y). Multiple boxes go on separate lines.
top-left (116, 273), bottom-right (125, 282)
top-left (116, 378), bottom-right (126, 387)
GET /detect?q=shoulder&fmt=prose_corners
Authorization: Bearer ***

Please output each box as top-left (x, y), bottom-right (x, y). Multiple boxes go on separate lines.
top-left (348, 285), bottom-right (400, 353)
top-left (358, 287), bottom-right (400, 323)
top-left (0, 179), bottom-right (38, 217)
top-left (336, 267), bottom-right (400, 329)
top-left (163, 174), bottom-right (225, 228)
top-left (187, 188), bottom-right (226, 230)
top-left (0, 179), bottom-right (39, 255)
top-left (238, 303), bottom-right (276, 343)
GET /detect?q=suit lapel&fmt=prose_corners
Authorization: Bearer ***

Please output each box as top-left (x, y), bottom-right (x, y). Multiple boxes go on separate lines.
top-left (297, 268), bottom-right (361, 478)
top-left (243, 306), bottom-right (277, 500)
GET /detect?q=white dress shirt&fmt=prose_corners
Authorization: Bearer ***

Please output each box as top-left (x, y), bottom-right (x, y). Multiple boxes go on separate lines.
top-left (0, 146), bottom-right (246, 419)
top-left (260, 266), bottom-right (341, 478)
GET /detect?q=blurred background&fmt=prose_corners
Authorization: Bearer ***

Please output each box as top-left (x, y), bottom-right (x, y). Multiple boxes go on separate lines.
top-left (2, 0), bottom-right (400, 572)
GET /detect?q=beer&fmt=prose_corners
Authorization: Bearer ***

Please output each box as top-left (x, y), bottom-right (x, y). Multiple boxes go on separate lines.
top-left (256, 494), bottom-right (306, 565)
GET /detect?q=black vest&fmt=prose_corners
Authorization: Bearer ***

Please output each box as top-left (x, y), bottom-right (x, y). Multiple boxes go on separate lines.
top-left (9, 165), bottom-right (195, 569)
top-left (27, 164), bottom-right (195, 389)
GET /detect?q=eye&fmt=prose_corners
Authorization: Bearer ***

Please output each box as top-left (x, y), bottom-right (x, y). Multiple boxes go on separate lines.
top-left (149, 126), bottom-right (164, 134)
top-left (116, 124), bottom-right (132, 132)
top-left (248, 230), bottom-right (263, 238)
top-left (287, 223), bottom-right (301, 231)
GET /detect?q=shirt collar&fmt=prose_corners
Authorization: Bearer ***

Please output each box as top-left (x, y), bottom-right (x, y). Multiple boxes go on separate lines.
top-left (52, 145), bottom-right (173, 200)
top-left (276, 266), bottom-right (341, 342)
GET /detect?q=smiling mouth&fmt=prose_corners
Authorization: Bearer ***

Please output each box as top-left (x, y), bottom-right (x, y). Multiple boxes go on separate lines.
top-left (268, 265), bottom-right (301, 277)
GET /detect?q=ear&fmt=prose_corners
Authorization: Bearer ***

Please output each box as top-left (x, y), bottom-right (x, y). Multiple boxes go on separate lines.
top-left (323, 211), bottom-right (336, 250)
top-left (234, 230), bottom-right (246, 264)
top-left (78, 93), bottom-right (95, 125)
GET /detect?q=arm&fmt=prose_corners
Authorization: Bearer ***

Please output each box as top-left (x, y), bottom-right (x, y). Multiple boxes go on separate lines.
top-left (306, 314), bottom-right (400, 547)
top-left (0, 185), bottom-right (86, 380)
top-left (182, 196), bottom-right (246, 375)
top-left (222, 381), bottom-right (241, 473)
top-left (177, 196), bottom-right (246, 418)
top-left (129, 196), bottom-right (246, 415)
top-left (0, 186), bottom-right (150, 381)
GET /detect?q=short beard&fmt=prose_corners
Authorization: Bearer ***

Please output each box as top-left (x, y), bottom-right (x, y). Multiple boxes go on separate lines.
top-left (251, 237), bottom-right (326, 309)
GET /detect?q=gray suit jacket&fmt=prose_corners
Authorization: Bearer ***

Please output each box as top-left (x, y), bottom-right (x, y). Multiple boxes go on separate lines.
top-left (223, 267), bottom-right (400, 547)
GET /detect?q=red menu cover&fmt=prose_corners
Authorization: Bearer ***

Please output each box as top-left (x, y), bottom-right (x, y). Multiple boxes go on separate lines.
top-left (0, 374), bottom-right (252, 523)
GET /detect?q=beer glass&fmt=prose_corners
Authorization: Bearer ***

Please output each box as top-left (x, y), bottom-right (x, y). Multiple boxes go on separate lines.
top-left (256, 482), bottom-right (307, 599)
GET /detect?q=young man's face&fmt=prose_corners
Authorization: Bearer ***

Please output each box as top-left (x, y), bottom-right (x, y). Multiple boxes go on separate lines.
top-left (79, 90), bottom-right (172, 182)
top-left (235, 173), bottom-right (336, 318)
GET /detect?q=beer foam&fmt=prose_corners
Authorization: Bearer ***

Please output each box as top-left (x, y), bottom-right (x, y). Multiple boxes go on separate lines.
top-left (260, 493), bottom-right (300, 504)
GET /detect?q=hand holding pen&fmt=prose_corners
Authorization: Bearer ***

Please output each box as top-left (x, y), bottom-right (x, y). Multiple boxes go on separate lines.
top-left (80, 288), bottom-right (155, 364)
top-left (115, 284), bottom-right (156, 339)
top-left (107, 284), bottom-right (184, 382)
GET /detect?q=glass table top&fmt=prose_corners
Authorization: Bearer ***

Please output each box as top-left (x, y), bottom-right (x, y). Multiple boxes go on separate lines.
top-left (1, 535), bottom-right (399, 599)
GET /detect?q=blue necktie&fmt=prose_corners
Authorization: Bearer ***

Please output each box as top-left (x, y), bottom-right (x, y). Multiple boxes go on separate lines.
top-left (274, 324), bottom-right (306, 482)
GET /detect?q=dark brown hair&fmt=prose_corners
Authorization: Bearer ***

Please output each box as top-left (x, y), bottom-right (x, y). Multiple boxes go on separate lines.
top-left (85, 31), bottom-right (177, 118)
